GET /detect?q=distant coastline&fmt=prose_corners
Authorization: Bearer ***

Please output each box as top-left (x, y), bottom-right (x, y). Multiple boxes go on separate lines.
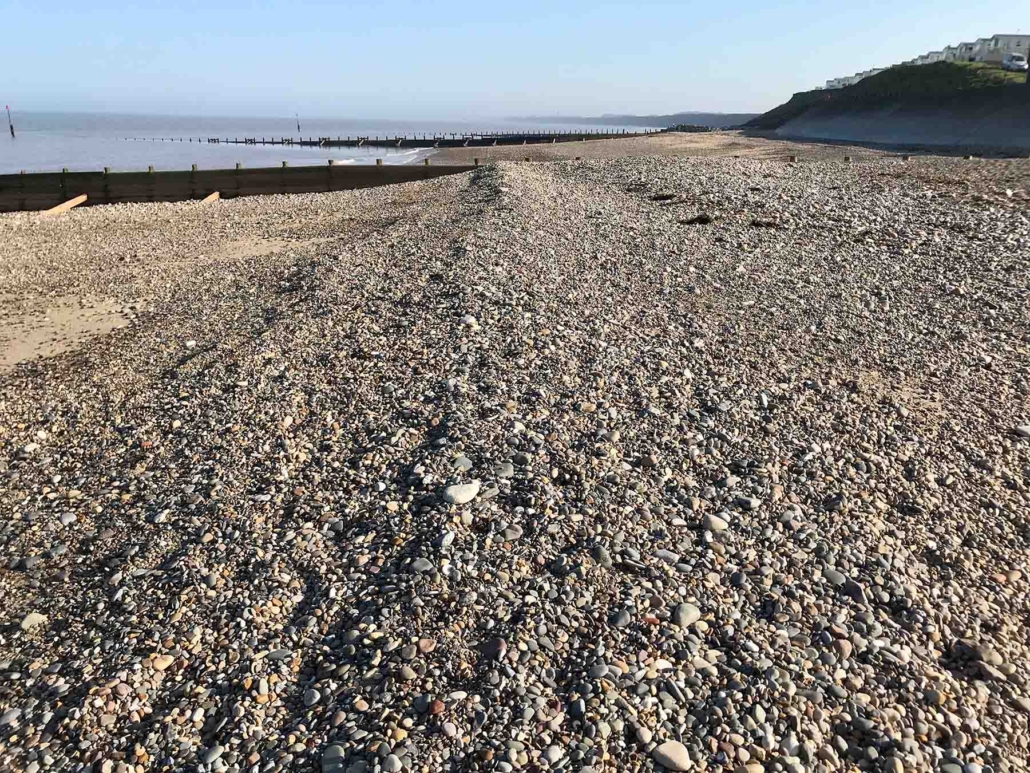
top-left (514, 111), bottom-right (759, 129)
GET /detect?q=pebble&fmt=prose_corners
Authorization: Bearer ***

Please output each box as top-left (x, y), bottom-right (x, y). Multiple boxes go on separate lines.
top-left (672, 603), bottom-right (701, 628)
top-left (19, 612), bottom-right (46, 631)
top-left (152, 655), bottom-right (175, 671)
top-left (822, 567), bottom-right (846, 586)
top-left (652, 740), bottom-right (693, 771)
top-left (322, 744), bottom-right (346, 773)
top-left (703, 513), bottom-right (729, 532)
top-left (203, 746), bottom-right (225, 764)
top-left (410, 557), bottom-right (435, 573)
top-left (612, 608), bottom-right (632, 627)
top-left (442, 481), bottom-right (480, 504)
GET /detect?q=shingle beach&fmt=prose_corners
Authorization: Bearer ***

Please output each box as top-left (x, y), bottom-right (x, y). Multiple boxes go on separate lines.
top-left (2, 135), bottom-right (1030, 773)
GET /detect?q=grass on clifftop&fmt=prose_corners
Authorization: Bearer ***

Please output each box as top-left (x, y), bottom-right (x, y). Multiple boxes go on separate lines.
top-left (747, 62), bottom-right (1027, 130)
top-left (851, 62), bottom-right (1025, 95)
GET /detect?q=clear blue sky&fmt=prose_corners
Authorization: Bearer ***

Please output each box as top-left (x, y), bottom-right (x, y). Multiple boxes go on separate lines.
top-left (4, 1), bottom-right (1026, 118)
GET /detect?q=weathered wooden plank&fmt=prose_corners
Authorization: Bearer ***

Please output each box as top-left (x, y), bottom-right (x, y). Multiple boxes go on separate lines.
top-left (45, 194), bottom-right (87, 215)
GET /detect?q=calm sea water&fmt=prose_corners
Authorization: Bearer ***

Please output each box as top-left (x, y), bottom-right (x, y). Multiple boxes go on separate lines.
top-left (0, 112), bottom-right (645, 174)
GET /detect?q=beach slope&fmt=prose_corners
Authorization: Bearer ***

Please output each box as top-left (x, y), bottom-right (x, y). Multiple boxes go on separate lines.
top-left (2, 150), bottom-right (1029, 772)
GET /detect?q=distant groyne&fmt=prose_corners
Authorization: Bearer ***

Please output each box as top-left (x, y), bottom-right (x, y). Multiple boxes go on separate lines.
top-left (120, 129), bottom-right (656, 150)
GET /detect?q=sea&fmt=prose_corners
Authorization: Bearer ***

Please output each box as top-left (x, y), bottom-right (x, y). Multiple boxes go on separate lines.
top-left (0, 112), bottom-right (647, 174)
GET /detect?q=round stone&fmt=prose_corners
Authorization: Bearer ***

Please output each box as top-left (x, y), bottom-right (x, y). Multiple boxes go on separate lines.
top-left (703, 513), bottom-right (729, 532)
top-left (672, 603), bottom-right (701, 628)
top-left (442, 481), bottom-right (481, 504)
top-left (653, 740), bottom-right (692, 771)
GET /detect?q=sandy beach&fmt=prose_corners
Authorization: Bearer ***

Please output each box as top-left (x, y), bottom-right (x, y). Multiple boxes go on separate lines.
top-left (432, 130), bottom-right (890, 164)
top-left (2, 133), bottom-right (1029, 773)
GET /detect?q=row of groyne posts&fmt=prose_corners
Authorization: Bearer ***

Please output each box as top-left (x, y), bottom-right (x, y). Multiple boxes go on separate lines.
top-left (121, 129), bottom-right (658, 149)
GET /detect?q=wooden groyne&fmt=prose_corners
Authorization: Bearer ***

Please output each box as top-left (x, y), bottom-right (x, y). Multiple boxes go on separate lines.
top-left (121, 129), bottom-right (657, 149)
top-left (0, 163), bottom-right (478, 213)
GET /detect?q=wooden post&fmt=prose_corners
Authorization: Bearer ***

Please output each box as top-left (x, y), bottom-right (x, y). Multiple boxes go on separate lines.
top-left (45, 194), bottom-right (87, 216)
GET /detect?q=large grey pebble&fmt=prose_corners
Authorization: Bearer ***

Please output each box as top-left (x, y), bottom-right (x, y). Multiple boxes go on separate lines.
top-left (673, 603), bottom-right (701, 628)
top-left (443, 481), bottom-right (480, 504)
top-left (652, 740), bottom-right (692, 770)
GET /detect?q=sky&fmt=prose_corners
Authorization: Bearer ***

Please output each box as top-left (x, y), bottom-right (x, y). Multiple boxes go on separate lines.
top-left (3, 1), bottom-right (1026, 118)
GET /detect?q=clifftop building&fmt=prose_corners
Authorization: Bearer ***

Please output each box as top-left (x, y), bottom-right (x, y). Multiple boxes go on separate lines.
top-left (823, 33), bottom-right (1028, 90)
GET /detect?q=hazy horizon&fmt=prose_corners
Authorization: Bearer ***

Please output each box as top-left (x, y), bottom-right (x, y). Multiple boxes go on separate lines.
top-left (5, 1), bottom-right (1027, 118)
top-left (5, 107), bottom-right (756, 123)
